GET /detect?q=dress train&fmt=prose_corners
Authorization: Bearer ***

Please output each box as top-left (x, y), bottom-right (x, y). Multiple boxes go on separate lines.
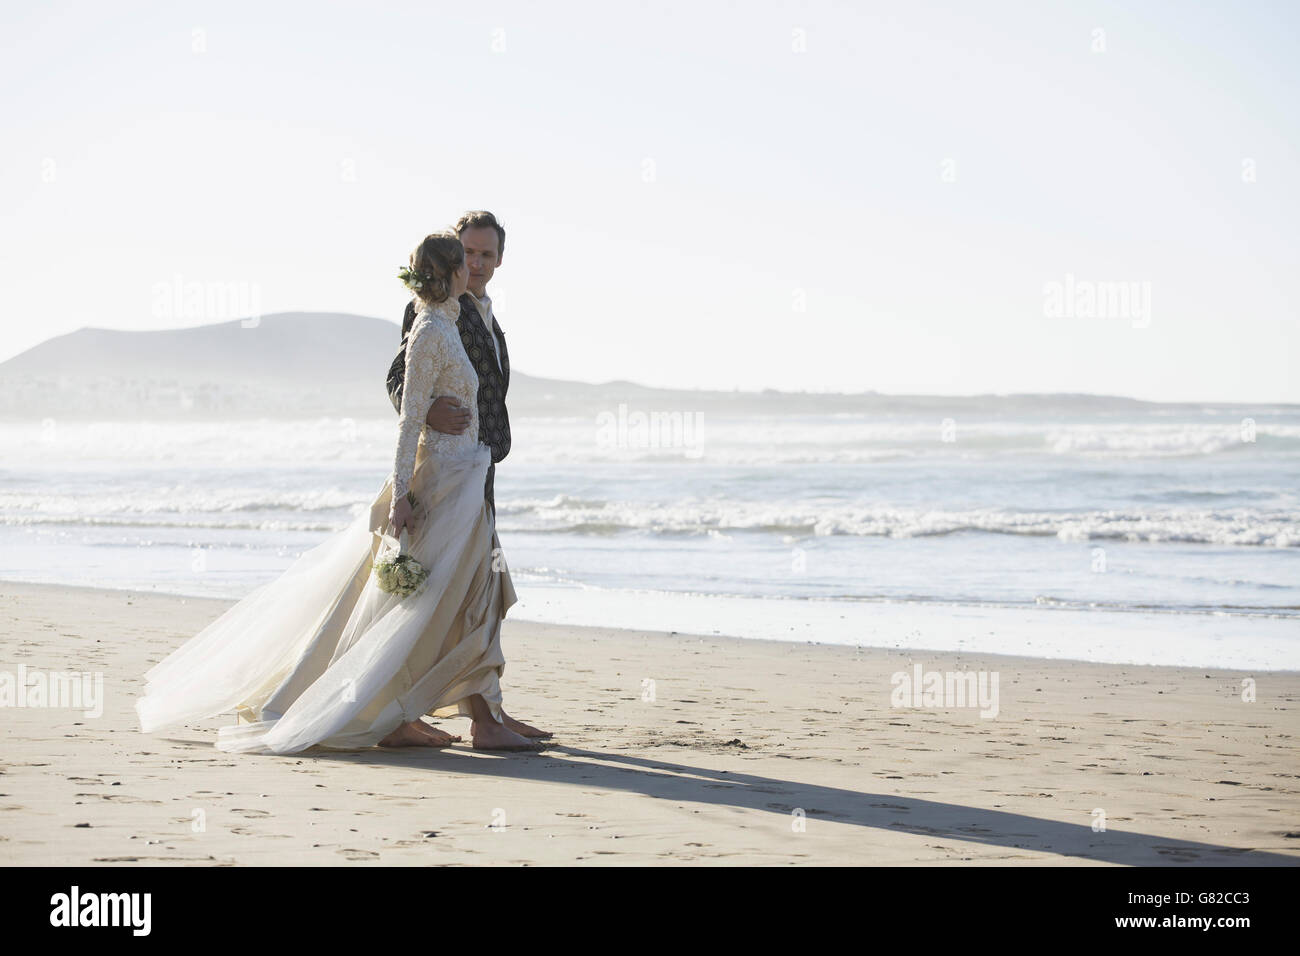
top-left (135, 438), bottom-right (515, 754)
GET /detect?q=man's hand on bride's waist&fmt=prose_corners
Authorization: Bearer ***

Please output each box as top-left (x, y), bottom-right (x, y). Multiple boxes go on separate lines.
top-left (425, 395), bottom-right (471, 435)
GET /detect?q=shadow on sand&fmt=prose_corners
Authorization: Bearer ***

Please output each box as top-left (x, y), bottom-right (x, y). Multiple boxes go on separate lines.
top-left (173, 737), bottom-right (1297, 866)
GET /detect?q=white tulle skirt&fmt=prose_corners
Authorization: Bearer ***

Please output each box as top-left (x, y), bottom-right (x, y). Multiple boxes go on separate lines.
top-left (135, 439), bottom-right (516, 754)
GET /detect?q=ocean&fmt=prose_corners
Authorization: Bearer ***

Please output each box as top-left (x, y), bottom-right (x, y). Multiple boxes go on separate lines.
top-left (2, 400), bottom-right (1297, 670)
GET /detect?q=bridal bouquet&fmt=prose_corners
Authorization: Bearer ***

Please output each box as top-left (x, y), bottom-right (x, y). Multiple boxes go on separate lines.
top-left (372, 502), bottom-right (429, 597)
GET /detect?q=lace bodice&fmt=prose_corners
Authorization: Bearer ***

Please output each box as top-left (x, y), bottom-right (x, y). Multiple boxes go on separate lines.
top-left (389, 297), bottom-right (480, 512)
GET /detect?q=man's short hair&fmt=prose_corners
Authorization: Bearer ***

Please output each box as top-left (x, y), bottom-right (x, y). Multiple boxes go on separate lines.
top-left (454, 210), bottom-right (505, 256)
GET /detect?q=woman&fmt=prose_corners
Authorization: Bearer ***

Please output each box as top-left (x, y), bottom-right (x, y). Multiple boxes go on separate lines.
top-left (135, 232), bottom-right (542, 753)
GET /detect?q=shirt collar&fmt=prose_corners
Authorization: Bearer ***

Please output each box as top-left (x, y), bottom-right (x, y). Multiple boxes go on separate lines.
top-left (465, 290), bottom-right (492, 322)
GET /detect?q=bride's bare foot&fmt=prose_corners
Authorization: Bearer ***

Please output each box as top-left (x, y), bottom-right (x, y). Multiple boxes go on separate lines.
top-left (501, 710), bottom-right (553, 739)
top-left (378, 720), bottom-right (446, 748)
top-left (409, 720), bottom-right (461, 745)
top-left (470, 719), bottom-right (545, 751)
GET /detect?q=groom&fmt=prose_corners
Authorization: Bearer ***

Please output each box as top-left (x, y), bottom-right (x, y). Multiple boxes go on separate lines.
top-left (386, 210), bottom-right (550, 743)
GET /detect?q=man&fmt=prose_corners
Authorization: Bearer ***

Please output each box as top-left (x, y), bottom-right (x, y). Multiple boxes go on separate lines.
top-left (386, 210), bottom-right (551, 743)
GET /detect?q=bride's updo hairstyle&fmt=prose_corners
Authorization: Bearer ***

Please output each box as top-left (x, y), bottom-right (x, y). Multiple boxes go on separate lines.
top-left (404, 232), bottom-right (465, 309)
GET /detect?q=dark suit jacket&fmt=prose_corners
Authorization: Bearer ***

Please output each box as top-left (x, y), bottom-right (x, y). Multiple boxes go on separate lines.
top-left (386, 294), bottom-right (511, 512)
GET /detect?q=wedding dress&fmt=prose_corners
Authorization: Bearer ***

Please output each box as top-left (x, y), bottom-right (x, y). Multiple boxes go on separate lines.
top-left (135, 295), bottom-right (517, 753)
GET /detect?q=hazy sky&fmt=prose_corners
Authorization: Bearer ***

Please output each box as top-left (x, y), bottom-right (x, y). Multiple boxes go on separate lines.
top-left (2, 0), bottom-right (1297, 402)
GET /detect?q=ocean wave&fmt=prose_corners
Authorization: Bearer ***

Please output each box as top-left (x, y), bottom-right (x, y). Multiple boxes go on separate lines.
top-left (497, 499), bottom-right (1300, 547)
top-left (0, 487), bottom-right (368, 515)
top-left (1130, 487), bottom-right (1289, 503)
top-left (8, 484), bottom-right (1298, 547)
top-left (1042, 425), bottom-right (1274, 458)
top-left (3, 417), bottom-right (1298, 466)
top-left (504, 421), bottom-right (1300, 463)
top-left (1028, 595), bottom-right (1300, 616)
top-left (0, 513), bottom-right (348, 532)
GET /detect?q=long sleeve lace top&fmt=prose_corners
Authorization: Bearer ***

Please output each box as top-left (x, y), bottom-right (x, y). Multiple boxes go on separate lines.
top-left (389, 296), bottom-right (480, 518)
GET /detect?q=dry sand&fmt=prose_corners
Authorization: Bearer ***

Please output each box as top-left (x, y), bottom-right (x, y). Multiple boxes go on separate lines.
top-left (2, 580), bottom-right (1297, 865)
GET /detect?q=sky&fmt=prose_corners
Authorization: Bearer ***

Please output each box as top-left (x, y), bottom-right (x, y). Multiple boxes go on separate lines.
top-left (1, 0), bottom-right (1297, 402)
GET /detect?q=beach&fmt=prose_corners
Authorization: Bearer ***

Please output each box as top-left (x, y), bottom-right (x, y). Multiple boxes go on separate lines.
top-left (2, 579), bottom-right (1297, 866)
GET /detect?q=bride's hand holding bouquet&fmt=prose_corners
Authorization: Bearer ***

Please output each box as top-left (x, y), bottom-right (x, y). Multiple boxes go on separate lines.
top-left (389, 490), bottom-right (417, 538)
top-left (373, 490), bottom-right (429, 597)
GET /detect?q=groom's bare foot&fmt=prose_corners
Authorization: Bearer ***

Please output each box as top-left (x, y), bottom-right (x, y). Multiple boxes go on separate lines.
top-left (501, 711), bottom-right (553, 739)
top-left (378, 720), bottom-right (446, 747)
top-left (470, 719), bottom-right (545, 751)
top-left (410, 720), bottom-right (461, 745)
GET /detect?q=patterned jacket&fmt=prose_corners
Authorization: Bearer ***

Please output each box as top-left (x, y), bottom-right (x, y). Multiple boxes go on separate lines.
top-left (386, 294), bottom-right (511, 511)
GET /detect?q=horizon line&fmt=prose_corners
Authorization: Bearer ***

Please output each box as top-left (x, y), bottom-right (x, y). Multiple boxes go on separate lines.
top-left (5, 313), bottom-right (1296, 410)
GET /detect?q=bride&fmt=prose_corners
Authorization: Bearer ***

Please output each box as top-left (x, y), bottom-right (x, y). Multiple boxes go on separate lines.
top-left (135, 232), bottom-right (543, 753)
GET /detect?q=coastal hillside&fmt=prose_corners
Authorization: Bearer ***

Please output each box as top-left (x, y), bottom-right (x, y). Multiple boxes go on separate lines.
top-left (0, 313), bottom-right (1281, 420)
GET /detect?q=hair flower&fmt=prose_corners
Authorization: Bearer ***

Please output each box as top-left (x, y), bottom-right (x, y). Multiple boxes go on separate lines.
top-left (398, 266), bottom-right (428, 291)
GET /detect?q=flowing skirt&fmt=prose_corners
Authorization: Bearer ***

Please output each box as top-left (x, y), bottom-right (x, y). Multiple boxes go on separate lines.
top-left (135, 438), bottom-right (516, 754)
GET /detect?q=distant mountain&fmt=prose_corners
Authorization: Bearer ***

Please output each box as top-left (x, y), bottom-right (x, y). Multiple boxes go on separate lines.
top-left (0, 312), bottom-right (399, 418)
top-left (1, 312), bottom-right (394, 382)
top-left (0, 312), bottom-right (1283, 420)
